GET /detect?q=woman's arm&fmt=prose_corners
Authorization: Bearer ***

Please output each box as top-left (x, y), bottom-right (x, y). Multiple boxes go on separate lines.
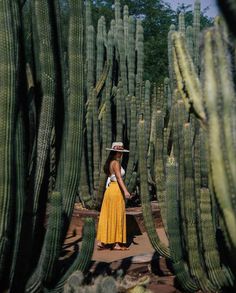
top-left (111, 160), bottom-right (131, 198)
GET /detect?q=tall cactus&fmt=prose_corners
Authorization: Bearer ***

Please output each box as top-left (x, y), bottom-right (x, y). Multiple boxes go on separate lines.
top-left (138, 118), bottom-right (170, 258)
top-left (0, 0), bottom-right (19, 281)
top-left (55, 0), bottom-right (84, 221)
top-left (30, 0), bottom-right (56, 236)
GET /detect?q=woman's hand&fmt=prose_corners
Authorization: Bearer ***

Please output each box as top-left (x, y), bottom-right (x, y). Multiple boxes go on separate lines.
top-left (124, 192), bottom-right (132, 199)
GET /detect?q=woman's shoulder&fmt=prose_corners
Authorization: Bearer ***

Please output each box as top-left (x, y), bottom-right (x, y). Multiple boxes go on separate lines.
top-left (110, 159), bottom-right (121, 167)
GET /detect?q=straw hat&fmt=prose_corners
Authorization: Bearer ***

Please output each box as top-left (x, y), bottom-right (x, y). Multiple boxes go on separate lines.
top-left (106, 142), bottom-right (129, 152)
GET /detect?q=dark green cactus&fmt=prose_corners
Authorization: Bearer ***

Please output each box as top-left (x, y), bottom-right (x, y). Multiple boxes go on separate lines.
top-left (0, 0), bottom-right (19, 281)
top-left (58, 0), bottom-right (84, 219)
top-left (125, 96), bottom-right (137, 187)
top-left (25, 191), bottom-right (62, 292)
top-left (193, 0), bottom-right (201, 70)
top-left (138, 118), bottom-right (170, 258)
top-left (30, 0), bottom-right (56, 236)
top-left (183, 124), bottom-right (216, 292)
top-left (166, 155), bottom-right (198, 292)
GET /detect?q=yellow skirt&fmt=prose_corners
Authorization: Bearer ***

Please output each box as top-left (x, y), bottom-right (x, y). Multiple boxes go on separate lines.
top-left (96, 182), bottom-right (126, 244)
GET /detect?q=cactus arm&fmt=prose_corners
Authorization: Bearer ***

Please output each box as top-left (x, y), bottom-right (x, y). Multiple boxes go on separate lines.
top-left (172, 32), bottom-right (206, 123)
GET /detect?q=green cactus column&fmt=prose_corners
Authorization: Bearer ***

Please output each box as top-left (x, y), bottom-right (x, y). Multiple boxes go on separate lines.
top-left (125, 96), bottom-right (137, 187)
top-left (168, 24), bottom-right (176, 92)
top-left (136, 20), bottom-right (144, 88)
top-left (154, 110), bottom-right (167, 230)
top-left (166, 155), bottom-right (198, 292)
top-left (127, 16), bottom-right (136, 96)
top-left (30, 0), bottom-right (56, 234)
top-left (203, 29), bottom-right (236, 248)
top-left (0, 0), bottom-right (19, 281)
top-left (193, 0), bottom-right (201, 71)
top-left (183, 124), bottom-right (216, 292)
top-left (25, 191), bottom-right (63, 292)
top-left (186, 26), bottom-right (194, 59)
top-left (55, 0), bottom-right (84, 221)
top-left (138, 118), bottom-right (170, 258)
top-left (178, 12), bottom-right (185, 34)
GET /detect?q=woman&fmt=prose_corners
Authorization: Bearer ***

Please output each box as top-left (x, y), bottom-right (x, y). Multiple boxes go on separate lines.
top-left (96, 142), bottom-right (132, 250)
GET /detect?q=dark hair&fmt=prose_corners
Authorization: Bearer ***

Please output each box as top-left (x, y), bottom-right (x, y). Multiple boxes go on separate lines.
top-left (103, 151), bottom-right (117, 176)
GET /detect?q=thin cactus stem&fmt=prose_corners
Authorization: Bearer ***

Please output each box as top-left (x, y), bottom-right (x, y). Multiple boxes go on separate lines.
top-left (186, 26), bottom-right (194, 59)
top-left (115, 0), bottom-right (121, 23)
top-left (178, 12), bottom-right (185, 34)
top-left (125, 96), bottom-right (137, 186)
top-left (168, 24), bottom-right (176, 92)
top-left (172, 32), bottom-right (207, 123)
top-left (193, 0), bottom-right (201, 70)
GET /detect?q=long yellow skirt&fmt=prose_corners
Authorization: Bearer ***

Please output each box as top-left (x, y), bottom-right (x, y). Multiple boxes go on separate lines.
top-left (96, 182), bottom-right (126, 244)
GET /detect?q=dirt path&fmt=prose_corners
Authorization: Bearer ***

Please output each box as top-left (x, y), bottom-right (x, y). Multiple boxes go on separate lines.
top-left (62, 204), bottom-right (182, 292)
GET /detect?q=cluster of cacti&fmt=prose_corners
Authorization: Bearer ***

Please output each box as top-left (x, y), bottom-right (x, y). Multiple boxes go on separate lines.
top-left (162, 0), bottom-right (236, 291)
top-left (80, 0), bottom-right (148, 208)
top-left (0, 0), bottom-right (96, 291)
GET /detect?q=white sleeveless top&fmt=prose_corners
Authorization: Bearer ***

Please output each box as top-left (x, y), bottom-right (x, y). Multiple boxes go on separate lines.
top-left (106, 166), bottom-right (125, 188)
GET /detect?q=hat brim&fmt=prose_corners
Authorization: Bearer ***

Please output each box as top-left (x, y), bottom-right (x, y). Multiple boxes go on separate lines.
top-left (105, 148), bottom-right (129, 153)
